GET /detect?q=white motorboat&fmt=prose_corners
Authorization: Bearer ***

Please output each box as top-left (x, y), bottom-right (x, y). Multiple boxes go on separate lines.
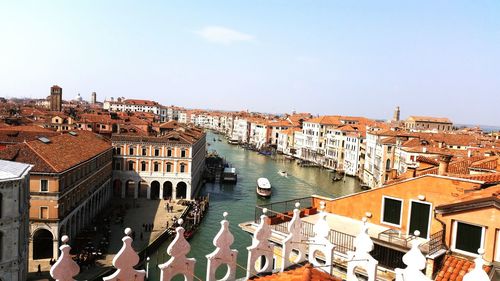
top-left (256, 178), bottom-right (272, 198)
top-left (278, 170), bottom-right (288, 177)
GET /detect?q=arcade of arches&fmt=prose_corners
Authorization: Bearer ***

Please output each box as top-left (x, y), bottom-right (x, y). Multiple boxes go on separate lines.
top-left (30, 180), bottom-right (112, 260)
top-left (112, 179), bottom-right (190, 200)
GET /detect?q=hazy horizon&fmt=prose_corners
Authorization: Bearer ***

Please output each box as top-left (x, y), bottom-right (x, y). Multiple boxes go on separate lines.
top-left (1, 1), bottom-right (499, 125)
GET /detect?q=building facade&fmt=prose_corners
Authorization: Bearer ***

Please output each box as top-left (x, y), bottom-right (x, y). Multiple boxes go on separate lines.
top-left (0, 160), bottom-right (32, 281)
top-left (0, 131), bottom-right (113, 262)
top-left (111, 128), bottom-right (206, 201)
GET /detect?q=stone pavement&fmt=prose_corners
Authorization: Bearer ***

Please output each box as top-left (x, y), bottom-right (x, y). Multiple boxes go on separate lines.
top-left (27, 198), bottom-right (187, 281)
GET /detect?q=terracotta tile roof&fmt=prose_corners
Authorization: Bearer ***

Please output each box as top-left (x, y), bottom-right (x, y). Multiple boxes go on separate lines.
top-left (305, 115), bottom-right (342, 126)
top-left (122, 99), bottom-right (158, 106)
top-left (250, 264), bottom-right (342, 281)
top-left (0, 131), bottom-right (111, 173)
top-left (0, 126), bottom-right (59, 146)
top-left (416, 155), bottom-right (440, 166)
top-left (435, 255), bottom-right (491, 281)
top-left (407, 116), bottom-right (452, 123)
top-left (457, 172), bottom-right (500, 184)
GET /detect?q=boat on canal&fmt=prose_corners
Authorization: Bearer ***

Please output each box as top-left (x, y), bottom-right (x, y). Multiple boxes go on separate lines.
top-left (228, 138), bottom-right (239, 145)
top-left (256, 177), bottom-right (272, 198)
top-left (222, 167), bottom-right (237, 183)
top-left (278, 170), bottom-right (288, 177)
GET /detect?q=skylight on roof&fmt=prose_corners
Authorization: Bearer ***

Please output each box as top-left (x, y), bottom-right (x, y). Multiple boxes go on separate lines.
top-left (69, 131), bottom-right (78, 136)
top-left (38, 137), bottom-right (51, 144)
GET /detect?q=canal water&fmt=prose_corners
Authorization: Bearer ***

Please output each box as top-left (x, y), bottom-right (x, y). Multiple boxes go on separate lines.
top-left (147, 131), bottom-right (362, 280)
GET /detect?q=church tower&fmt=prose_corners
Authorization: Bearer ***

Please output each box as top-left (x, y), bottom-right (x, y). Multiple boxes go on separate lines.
top-left (393, 106), bottom-right (400, 122)
top-left (49, 85), bottom-right (62, 111)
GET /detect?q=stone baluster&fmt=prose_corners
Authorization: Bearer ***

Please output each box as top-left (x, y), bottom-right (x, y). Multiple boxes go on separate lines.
top-left (50, 235), bottom-right (80, 281)
top-left (395, 231), bottom-right (431, 281)
top-left (281, 202), bottom-right (307, 272)
top-left (159, 219), bottom-right (196, 281)
top-left (103, 228), bottom-right (146, 281)
top-left (206, 212), bottom-right (238, 281)
top-left (346, 217), bottom-right (378, 281)
top-left (463, 249), bottom-right (490, 281)
top-left (246, 208), bottom-right (275, 279)
top-left (308, 201), bottom-right (335, 275)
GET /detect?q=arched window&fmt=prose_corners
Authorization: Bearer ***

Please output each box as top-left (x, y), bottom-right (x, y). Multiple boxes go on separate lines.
top-left (180, 163), bottom-right (186, 173)
top-left (141, 161), bottom-right (147, 171)
top-left (386, 159), bottom-right (391, 171)
top-left (129, 147), bottom-right (134, 155)
top-left (166, 162), bottom-right (172, 173)
top-left (154, 147), bottom-right (160, 156)
top-left (128, 161), bottom-right (134, 171)
top-left (167, 148), bottom-right (173, 157)
top-left (181, 149), bottom-right (186, 158)
top-left (153, 162), bottom-right (159, 172)
top-left (142, 147), bottom-right (147, 156)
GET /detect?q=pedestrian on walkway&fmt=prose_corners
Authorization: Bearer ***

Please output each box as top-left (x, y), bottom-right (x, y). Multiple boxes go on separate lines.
top-left (37, 264), bottom-right (41, 276)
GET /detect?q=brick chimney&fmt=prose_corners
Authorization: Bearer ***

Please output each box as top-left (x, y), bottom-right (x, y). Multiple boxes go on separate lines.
top-left (438, 155), bottom-right (452, 176)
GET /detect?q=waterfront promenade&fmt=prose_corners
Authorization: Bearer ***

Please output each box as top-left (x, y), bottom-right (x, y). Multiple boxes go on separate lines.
top-left (27, 198), bottom-right (187, 281)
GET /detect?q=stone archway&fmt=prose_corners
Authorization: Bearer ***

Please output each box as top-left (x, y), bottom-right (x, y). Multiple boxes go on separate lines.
top-left (113, 179), bottom-right (122, 197)
top-left (163, 181), bottom-right (173, 199)
top-left (176, 181), bottom-right (187, 200)
top-left (150, 181), bottom-right (160, 199)
top-left (138, 181), bottom-right (148, 198)
top-left (32, 228), bottom-right (54, 260)
top-left (125, 180), bottom-right (136, 198)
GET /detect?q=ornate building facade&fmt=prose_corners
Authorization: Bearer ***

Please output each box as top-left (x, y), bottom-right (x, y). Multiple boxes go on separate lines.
top-left (111, 127), bottom-right (205, 200)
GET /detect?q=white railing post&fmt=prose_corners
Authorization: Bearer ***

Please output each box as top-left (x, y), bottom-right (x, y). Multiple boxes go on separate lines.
top-left (346, 217), bottom-right (378, 281)
top-left (308, 201), bottom-right (335, 275)
top-left (206, 212), bottom-right (238, 281)
top-left (246, 208), bottom-right (275, 279)
top-left (50, 235), bottom-right (80, 281)
top-left (158, 219), bottom-right (196, 281)
top-left (395, 231), bottom-right (431, 281)
top-left (463, 248), bottom-right (490, 281)
top-left (281, 202), bottom-right (307, 272)
top-left (103, 228), bottom-right (146, 281)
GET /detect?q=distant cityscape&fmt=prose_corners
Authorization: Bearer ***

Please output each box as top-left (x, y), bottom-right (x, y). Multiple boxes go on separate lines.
top-left (0, 85), bottom-right (498, 281)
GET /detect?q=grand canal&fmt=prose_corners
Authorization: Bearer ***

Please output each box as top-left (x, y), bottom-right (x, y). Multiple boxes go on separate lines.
top-left (147, 131), bottom-right (362, 280)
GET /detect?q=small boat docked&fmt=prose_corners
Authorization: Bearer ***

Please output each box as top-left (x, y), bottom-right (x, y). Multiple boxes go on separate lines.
top-left (222, 167), bottom-right (237, 183)
top-left (278, 170), bottom-right (288, 177)
top-left (256, 178), bottom-right (272, 198)
top-left (228, 139), bottom-right (239, 145)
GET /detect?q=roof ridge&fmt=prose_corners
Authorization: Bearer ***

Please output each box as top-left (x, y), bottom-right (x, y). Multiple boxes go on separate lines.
top-left (24, 141), bottom-right (58, 172)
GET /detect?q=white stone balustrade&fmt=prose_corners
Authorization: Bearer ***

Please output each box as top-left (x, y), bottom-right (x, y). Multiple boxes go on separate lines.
top-left (246, 208), bottom-right (275, 279)
top-left (346, 217), bottom-right (378, 281)
top-left (50, 235), bottom-right (80, 281)
top-left (308, 201), bottom-right (335, 275)
top-left (206, 212), bottom-right (238, 281)
top-left (395, 231), bottom-right (431, 281)
top-left (281, 202), bottom-right (307, 272)
top-left (47, 215), bottom-right (492, 281)
top-left (103, 228), bottom-right (146, 281)
top-left (158, 219), bottom-right (196, 281)
top-left (463, 249), bottom-right (490, 281)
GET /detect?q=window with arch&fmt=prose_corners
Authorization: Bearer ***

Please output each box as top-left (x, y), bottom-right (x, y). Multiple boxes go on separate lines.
top-left (115, 146), bottom-right (122, 155)
top-left (154, 147), bottom-right (160, 156)
top-left (167, 148), bottom-right (173, 157)
top-left (166, 162), bottom-right (172, 172)
top-left (386, 159), bottom-right (391, 171)
top-left (153, 162), bottom-right (159, 172)
top-left (128, 161), bottom-right (134, 171)
top-left (180, 163), bottom-right (186, 173)
top-left (142, 147), bottom-right (147, 156)
top-left (181, 149), bottom-right (186, 158)
top-left (129, 147), bottom-right (134, 155)
top-left (141, 161), bottom-right (147, 171)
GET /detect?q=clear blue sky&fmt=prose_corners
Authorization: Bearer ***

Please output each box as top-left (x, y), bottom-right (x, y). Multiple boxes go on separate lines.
top-left (1, 1), bottom-right (499, 125)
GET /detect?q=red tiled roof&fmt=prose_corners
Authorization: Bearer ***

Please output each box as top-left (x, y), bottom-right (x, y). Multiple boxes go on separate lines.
top-left (435, 255), bottom-right (491, 281)
top-left (0, 131), bottom-right (111, 173)
top-left (407, 116), bottom-right (452, 123)
top-left (250, 264), bottom-right (342, 281)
